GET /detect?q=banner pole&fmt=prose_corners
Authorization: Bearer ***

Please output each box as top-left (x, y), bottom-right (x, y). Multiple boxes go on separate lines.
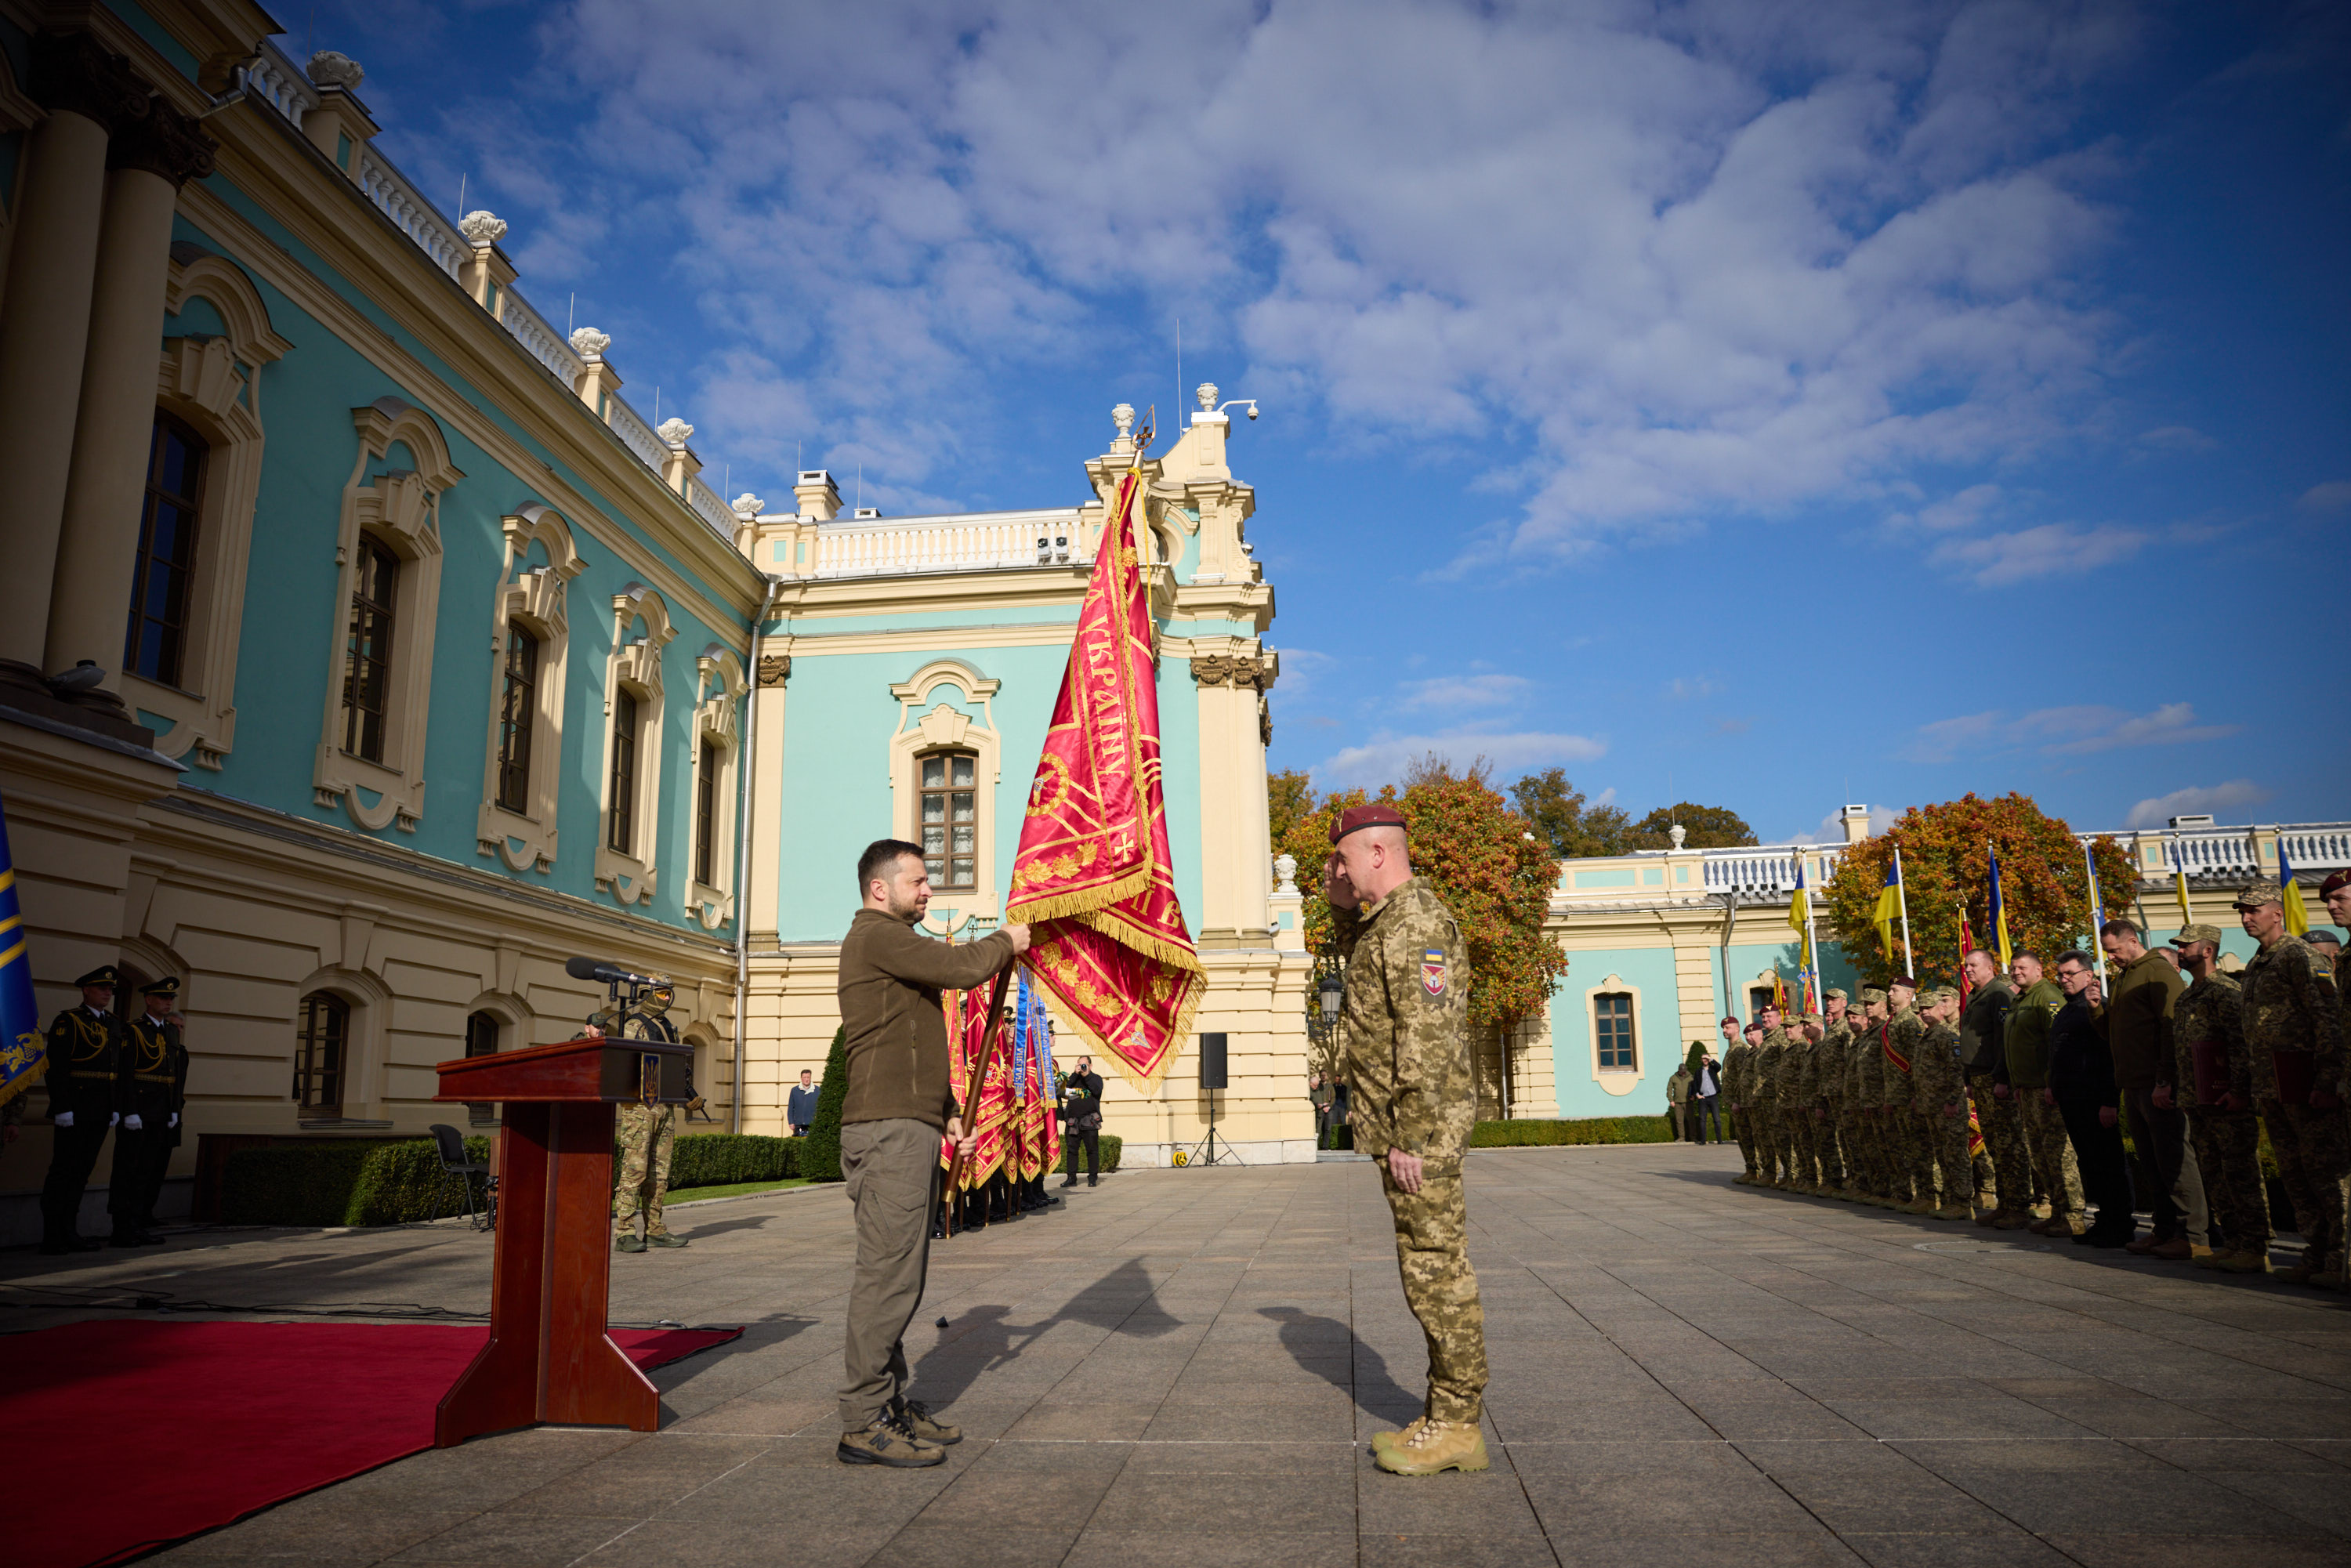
top-left (943, 966), bottom-right (1016, 1232)
top-left (1896, 846), bottom-right (1914, 976)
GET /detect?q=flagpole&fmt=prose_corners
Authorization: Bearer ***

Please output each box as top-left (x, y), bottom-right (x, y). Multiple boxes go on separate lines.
top-left (1802, 853), bottom-right (1824, 1012)
top-left (943, 966), bottom-right (1016, 1233)
top-left (2085, 841), bottom-right (2107, 987)
top-left (1895, 846), bottom-right (1914, 976)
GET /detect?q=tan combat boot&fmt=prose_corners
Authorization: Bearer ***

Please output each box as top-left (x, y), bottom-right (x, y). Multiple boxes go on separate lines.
top-left (1371, 1416), bottom-right (1429, 1454)
top-left (2216, 1249), bottom-right (2270, 1275)
top-left (1373, 1418), bottom-right (1490, 1476)
top-left (1992, 1211), bottom-right (2034, 1231)
top-left (1933, 1203), bottom-right (1972, 1222)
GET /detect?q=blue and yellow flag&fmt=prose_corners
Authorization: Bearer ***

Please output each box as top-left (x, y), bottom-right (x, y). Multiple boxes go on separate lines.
top-left (0, 791), bottom-right (44, 1113)
top-left (2169, 835), bottom-right (2193, 928)
top-left (1788, 856), bottom-right (1813, 976)
top-left (1872, 856), bottom-right (1903, 961)
top-left (2280, 845), bottom-right (2311, 938)
top-left (1986, 845), bottom-right (2014, 969)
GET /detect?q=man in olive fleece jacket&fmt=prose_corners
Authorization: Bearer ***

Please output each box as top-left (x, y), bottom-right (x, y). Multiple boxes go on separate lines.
top-left (832, 838), bottom-right (1027, 1466)
top-left (2097, 919), bottom-right (2196, 1258)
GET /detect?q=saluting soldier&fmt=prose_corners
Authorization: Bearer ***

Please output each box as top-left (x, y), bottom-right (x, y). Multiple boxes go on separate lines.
top-left (602, 976), bottom-right (693, 1254)
top-left (1324, 803), bottom-right (1489, 1476)
top-left (2159, 924), bottom-right (2269, 1273)
top-left (108, 977), bottom-right (187, 1246)
top-left (2235, 882), bottom-right (2346, 1289)
top-left (40, 966), bottom-right (129, 1255)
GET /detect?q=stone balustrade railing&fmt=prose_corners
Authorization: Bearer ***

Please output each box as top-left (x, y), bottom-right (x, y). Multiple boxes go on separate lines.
top-left (806, 509), bottom-right (1096, 578)
top-left (686, 476), bottom-right (734, 536)
top-left (245, 44), bottom-right (318, 127)
top-left (498, 293), bottom-right (588, 388)
top-left (353, 149), bottom-right (466, 278)
top-left (606, 397), bottom-right (667, 473)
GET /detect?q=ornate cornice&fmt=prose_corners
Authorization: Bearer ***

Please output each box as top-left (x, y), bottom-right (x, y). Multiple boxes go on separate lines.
top-left (107, 96), bottom-right (218, 186)
top-left (31, 31), bottom-right (151, 135)
top-left (756, 654), bottom-right (791, 688)
top-left (1190, 652), bottom-right (1276, 690)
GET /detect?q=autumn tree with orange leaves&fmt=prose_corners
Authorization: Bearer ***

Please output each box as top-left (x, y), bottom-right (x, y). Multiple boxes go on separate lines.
top-left (1823, 792), bottom-right (2136, 988)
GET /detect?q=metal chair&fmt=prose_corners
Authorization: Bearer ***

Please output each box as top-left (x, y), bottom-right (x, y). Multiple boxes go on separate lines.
top-left (427, 1123), bottom-right (491, 1226)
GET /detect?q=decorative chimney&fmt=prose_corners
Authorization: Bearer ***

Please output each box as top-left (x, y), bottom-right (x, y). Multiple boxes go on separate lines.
top-left (1840, 804), bottom-right (1871, 845)
top-left (794, 469), bottom-right (842, 522)
top-left (300, 52), bottom-right (379, 178)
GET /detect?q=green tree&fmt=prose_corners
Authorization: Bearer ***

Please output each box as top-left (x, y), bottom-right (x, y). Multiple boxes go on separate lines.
top-left (1821, 792), bottom-right (2136, 989)
top-left (1509, 766), bottom-right (1632, 858)
top-left (1268, 767), bottom-right (1316, 853)
top-left (801, 1026), bottom-right (849, 1182)
top-left (1628, 802), bottom-right (1756, 851)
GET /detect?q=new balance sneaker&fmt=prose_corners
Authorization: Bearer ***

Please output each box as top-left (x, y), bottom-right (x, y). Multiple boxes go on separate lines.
top-left (838, 1410), bottom-right (944, 1467)
top-left (892, 1396), bottom-right (961, 1445)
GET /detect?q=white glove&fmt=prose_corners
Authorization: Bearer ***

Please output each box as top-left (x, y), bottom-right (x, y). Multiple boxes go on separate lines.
top-left (124, 1114), bottom-right (143, 1132)
top-left (169, 1113), bottom-right (179, 1128)
top-left (110, 1112), bottom-right (121, 1127)
top-left (54, 1111), bottom-right (73, 1128)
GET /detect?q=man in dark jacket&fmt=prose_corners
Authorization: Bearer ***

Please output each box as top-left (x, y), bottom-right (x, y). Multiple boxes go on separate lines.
top-left (832, 838), bottom-right (1027, 1466)
top-left (1060, 1058), bottom-right (1105, 1186)
top-left (2097, 918), bottom-right (2194, 1259)
top-left (2048, 952), bottom-right (2133, 1248)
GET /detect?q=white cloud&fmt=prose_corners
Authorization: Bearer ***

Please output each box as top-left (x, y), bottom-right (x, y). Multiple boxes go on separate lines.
top-left (2299, 480), bottom-right (2351, 512)
top-left (1800, 803), bottom-right (1897, 844)
top-left (478, 0), bottom-right (2145, 559)
top-left (2135, 425), bottom-right (2217, 453)
top-left (1667, 676), bottom-right (1719, 701)
top-left (2125, 780), bottom-right (2272, 830)
top-left (1902, 703), bottom-right (2238, 763)
top-left (1928, 523), bottom-right (2148, 585)
top-left (1317, 728), bottom-right (1606, 789)
top-left (1396, 674), bottom-right (1529, 711)
top-left (1270, 646), bottom-right (1334, 701)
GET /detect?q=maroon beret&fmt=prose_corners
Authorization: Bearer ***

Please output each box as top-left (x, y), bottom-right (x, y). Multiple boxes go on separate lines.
top-left (1330, 803), bottom-right (1408, 844)
top-left (2322, 869), bottom-right (2351, 900)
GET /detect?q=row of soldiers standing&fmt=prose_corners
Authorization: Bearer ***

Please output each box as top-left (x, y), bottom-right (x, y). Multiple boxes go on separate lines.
top-left (20, 965), bottom-right (190, 1255)
top-left (1715, 875), bottom-right (2349, 1289)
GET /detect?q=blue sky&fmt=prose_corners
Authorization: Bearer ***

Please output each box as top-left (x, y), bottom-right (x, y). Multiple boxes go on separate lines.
top-left (301, 0), bottom-right (2348, 844)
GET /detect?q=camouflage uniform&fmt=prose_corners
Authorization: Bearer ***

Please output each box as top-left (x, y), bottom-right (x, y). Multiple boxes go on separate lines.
top-left (1763, 1023), bottom-right (1803, 1188)
top-left (1788, 1023), bottom-right (1824, 1190)
top-left (1914, 993), bottom-right (1971, 1212)
top-left (1723, 1038), bottom-right (1758, 1179)
top-left (1958, 976), bottom-right (2026, 1219)
top-left (2166, 966), bottom-right (2269, 1261)
top-left (1335, 875), bottom-right (1487, 1424)
top-left (2241, 924), bottom-right (2348, 1281)
top-left (1817, 1017), bottom-right (1851, 1193)
top-left (2005, 976), bottom-right (2082, 1224)
top-left (1849, 998), bottom-right (1888, 1201)
top-left (1882, 1000), bottom-right (1927, 1207)
top-left (613, 1103), bottom-right (680, 1238)
top-left (1753, 1031), bottom-right (1787, 1186)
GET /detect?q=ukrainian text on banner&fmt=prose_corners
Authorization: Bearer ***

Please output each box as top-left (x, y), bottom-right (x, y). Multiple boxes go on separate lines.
top-left (0, 791), bottom-right (44, 1113)
top-left (1006, 451), bottom-right (1204, 1092)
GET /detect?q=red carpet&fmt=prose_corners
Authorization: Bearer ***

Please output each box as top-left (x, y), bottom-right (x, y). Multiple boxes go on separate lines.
top-left (2, 1318), bottom-right (743, 1567)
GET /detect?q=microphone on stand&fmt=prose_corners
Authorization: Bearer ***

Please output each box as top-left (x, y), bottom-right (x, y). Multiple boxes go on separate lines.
top-left (565, 956), bottom-right (657, 986)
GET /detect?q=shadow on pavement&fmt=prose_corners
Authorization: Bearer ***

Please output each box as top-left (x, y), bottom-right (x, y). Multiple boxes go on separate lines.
top-left (1257, 1305), bottom-right (1419, 1422)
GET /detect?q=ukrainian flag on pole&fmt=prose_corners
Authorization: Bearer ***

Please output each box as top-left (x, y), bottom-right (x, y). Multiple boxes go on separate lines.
top-left (1987, 844), bottom-right (2015, 969)
top-left (1873, 857), bottom-right (1902, 961)
top-left (0, 790), bottom-right (45, 1113)
top-left (2169, 835), bottom-right (2193, 928)
top-left (2280, 843), bottom-right (2311, 937)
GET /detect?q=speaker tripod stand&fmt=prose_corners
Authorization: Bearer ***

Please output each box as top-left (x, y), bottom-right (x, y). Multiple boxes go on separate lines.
top-left (1183, 1088), bottom-right (1237, 1167)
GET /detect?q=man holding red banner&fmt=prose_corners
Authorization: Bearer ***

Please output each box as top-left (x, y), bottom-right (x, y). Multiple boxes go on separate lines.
top-left (1324, 802), bottom-right (1490, 1478)
top-left (834, 838), bottom-right (1028, 1467)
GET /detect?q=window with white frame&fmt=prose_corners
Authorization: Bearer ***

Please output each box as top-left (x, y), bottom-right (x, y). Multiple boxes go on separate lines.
top-left (919, 750), bottom-right (979, 890)
top-left (887, 660), bottom-right (1003, 915)
top-left (594, 584), bottom-right (675, 904)
top-left (476, 505), bottom-right (584, 875)
top-left (312, 397), bottom-right (462, 834)
top-left (683, 648), bottom-right (744, 932)
top-left (1594, 991), bottom-right (1637, 1071)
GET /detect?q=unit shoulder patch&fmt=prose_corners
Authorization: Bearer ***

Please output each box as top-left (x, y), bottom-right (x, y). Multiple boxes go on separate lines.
top-left (1422, 948), bottom-right (1447, 998)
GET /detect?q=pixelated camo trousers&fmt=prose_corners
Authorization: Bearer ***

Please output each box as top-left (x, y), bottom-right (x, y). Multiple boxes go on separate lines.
top-left (614, 1103), bottom-right (678, 1236)
top-left (1967, 1070), bottom-right (2029, 1212)
top-left (2021, 1093), bottom-right (2083, 1216)
top-left (2187, 1108), bottom-right (2270, 1256)
top-left (2266, 1101), bottom-right (2349, 1275)
top-left (1384, 1164), bottom-right (1488, 1424)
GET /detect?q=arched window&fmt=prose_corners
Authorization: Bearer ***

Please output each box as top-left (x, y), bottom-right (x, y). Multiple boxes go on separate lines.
top-left (694, 737), bottom-right (720, 889)
top-left (463, 1010), bottom-right (501, 1124)
top-left (1594, 991), bottom-right (1637, 1071)
top-left (495, 627), bottom-right (538, 813)
top-left (125, 413), bottom-right (207, 686)
top-left (607, 690), bottom-right (640, 854)
top-left (294, 991), bottom-right (350, 1117)
top-left (920, 750), bottom-right (977, 889)
top-left (341, 538), bottom-right (399, 762)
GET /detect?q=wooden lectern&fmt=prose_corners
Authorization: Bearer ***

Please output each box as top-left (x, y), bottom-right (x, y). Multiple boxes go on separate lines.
top-left (431, 1034), bottom-right (696, 1447)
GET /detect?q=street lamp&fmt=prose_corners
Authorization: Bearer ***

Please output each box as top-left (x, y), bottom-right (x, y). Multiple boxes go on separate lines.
top-left (1318, 972), bottom-right (1344, 1024)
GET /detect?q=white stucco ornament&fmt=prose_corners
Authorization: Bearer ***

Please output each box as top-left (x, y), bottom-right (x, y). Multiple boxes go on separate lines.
top-left (731, 493), bottom-right (766, 517)
top-left (1670, 824), bottom-right (1687, 849)
top-left (569, 328), bottom-right (610, 360)
top-left (1196, 382), bottom-right (1219, 411)
top-left (657, 418), bottom-right (694, 447)
top-left (1111, 403), bottom-right (1135, 438)
top-left (307, 51), bottom-right (364, 90)
top-left (1273, 853), bottom-right (1298, 896)
top-left (458, 211), bottom-right (508, 246)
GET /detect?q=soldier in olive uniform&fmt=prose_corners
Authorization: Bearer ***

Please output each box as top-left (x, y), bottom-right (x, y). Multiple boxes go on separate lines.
top-left (2158, 924), bottom-right (2269, 1273)
top-left (1958, 952), bottom-right (2026, 1226)
top-left (1817, 995), bottom-right (1853, 1196)
top-left (109, 977), bottom-right (188, 1246)
top-left (1882, 978), bottom-right (1930, 1212)
top-left (2004, 954), bottom-right (2081, 1234)
top-left (39, 966), bottom-right (129, 1255)
top-left (1849, 987), bottom-right (1889, 1204)
top-left (1914, 987), bottom-right (1972, 1219)
top-left (2234, 883), bottom-right (2347, 1288)
top-left (1743, 1021), bottom-right (1780, 1185)
top-left (1722, 1019), bottom-right (1759, 1182)
top-left (1325, 803), bottom-right (1488, 1476)
top-left (604, 977), bottom-right (693, 1253)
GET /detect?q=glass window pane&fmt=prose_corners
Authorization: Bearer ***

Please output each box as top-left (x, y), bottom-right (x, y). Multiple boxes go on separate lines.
top-left (922, 825), bottom-right (945, 853)
top-left (951, 791), bottom-right (973, 822)
top-left (951, 756), bottom-right (973, 786)
top-left (951, 825), bottom-right (973, 853)
top-left (922, 795), bottom-right (945, 823)
top-left (951, 857), bottom-right (973, 886)
top-left (922, 757), bottom-right (944, 788)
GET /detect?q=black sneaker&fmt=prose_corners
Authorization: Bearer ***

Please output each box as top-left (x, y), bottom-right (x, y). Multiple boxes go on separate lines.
top-left (838, 1411), bottom-right (944, 1467)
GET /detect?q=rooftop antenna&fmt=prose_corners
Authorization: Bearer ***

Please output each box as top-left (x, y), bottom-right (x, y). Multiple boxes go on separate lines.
top-left (1175, 317), bottom-right (1181, 434)
top-left (567, 292), bottom-right (574, 335)
top-left (857, 462), bottom-right (863, 510)
top-left (654, 386), bottom-right (661, 424)
top-left (457, 172), bottom-right (466, 219)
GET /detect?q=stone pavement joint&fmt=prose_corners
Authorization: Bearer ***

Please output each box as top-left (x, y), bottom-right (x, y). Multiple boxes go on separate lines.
top-left (9, 1142), bottom-right (2350, 1566)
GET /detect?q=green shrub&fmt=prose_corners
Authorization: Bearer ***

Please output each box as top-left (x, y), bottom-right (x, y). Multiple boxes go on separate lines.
top-left (802, 1026), bottom-right (849, 1182)
top-left (1100, 1133), bottom-right (1121, 1171)
top-left (668, 1132), bottom-right (801, 1190)
top-left (1469, 1116), bottom-right (1683, 1149)
top-left (1059, 1131), bottom-right (1123, 1173)
top-left (221, 1136), bottom-right (491, 1226)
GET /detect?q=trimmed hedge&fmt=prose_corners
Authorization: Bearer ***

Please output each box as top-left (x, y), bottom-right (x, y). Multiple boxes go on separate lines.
top-left (1471, 1116), bottom-right (1682, 1148)
top-left (668, 1132), bottom-right (801, 1190)
top-left (802, 1026), bottom-right (849, 1182)
top-left (221, 1135), bottom-right (491, 1227)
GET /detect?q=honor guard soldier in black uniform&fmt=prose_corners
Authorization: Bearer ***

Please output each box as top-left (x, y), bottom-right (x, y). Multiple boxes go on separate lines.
top-left (110, 977), bottom-right (188, 1245)
top-left (40, 965), bottom-right (129, 1255)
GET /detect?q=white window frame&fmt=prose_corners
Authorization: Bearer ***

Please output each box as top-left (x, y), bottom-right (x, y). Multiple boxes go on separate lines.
top-left (312, 397), bottom-right (462, 833)
top-left (123, 248), bottom-right (292, 770)
top-left (887, 659), bottom-right (1002, 918)
top-left (474, 504), bottom-right (584, 874)
top-left (594, 583), bottom-right (675, 904)
top-left (684, 647), bottom-right (744, 931)
top-left (1586, 972), bottom-right (1646, 1095)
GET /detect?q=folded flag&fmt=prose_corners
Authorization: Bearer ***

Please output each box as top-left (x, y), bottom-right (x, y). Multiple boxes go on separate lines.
top-left (0, 790), bottom-right (42, 1116)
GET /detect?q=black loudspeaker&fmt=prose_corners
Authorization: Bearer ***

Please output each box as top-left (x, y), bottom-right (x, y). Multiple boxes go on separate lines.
top-left (1198, 1032), bottom-right (1227, 1091)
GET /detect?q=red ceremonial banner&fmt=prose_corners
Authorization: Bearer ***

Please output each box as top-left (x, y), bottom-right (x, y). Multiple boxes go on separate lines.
top-left (1006, 449), bottom-right (1205, 1092)
top-left (944, 981), bottom-right (1014, 1189)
